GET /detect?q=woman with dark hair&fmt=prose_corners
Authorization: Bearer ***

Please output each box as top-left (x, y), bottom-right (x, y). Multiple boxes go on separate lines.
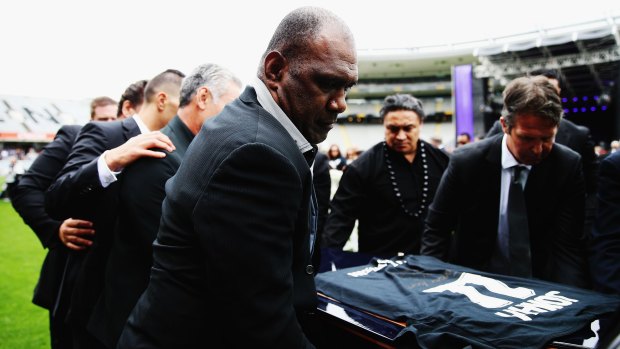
top-left (327, 144), bottom-right (347, 170)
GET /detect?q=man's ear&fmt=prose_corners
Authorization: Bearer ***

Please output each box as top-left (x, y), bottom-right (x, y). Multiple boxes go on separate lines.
top-left (196, 86), bottom-right (211, 110)
top-left (500, 116), bottom-right (509, 134)
top-left (156, 92), bottom-right (168, 111)
top-left (263, 51), bottom-right (287, 89)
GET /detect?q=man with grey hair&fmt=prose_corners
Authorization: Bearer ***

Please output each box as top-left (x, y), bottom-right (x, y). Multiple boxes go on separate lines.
top-left (88, 63), bottom-right (241, 348)
top-left (323, 93), bottom-right (449, 255)
top-left (422, 75), bottom-right (589, 288)
top-left (118, 6), bottom-right (357, 349)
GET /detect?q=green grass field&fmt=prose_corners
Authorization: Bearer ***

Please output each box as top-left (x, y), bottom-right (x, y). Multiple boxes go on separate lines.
top-left (0, 200), bottom-right (50, 349)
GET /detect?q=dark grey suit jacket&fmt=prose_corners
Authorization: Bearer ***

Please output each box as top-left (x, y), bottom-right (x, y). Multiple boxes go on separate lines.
top-left (44, 117), bottom-right (141, 325)
top-left (11, 125), bottom-right (81, 311)
top-left (421, 134), bottom-right (589, 288)
top-left (118, 87), bottom-right (317, 349)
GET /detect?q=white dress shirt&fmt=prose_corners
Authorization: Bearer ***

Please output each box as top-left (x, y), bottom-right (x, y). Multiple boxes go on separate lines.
top-left (496, 134), bottom-right (531, 259)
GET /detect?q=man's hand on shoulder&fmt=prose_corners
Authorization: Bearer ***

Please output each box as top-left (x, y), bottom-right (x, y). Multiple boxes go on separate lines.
top-left (105, 131), bottom-right (176, 171)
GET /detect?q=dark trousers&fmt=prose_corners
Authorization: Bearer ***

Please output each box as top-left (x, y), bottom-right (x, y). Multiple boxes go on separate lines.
top-left (50, 311), bottom-right (72, 349)
top-left (71, 324), bottom-right (107, 349)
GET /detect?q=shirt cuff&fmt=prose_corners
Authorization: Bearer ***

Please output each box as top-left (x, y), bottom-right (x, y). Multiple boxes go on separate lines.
top-left (98, 151), bottom-right (121, 188)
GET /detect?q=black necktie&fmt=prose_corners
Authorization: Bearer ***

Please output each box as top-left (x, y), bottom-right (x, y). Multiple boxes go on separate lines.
top-left (508, 166), bottom-right (532, 277)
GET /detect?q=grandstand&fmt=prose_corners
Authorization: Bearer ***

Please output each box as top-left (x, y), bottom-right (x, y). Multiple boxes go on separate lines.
top-left (330, 15), bottom-right (620, 152)
top-left (0, 95), bottom-right (89, 143)
top-left (1, 15), bottom-right (619, 154)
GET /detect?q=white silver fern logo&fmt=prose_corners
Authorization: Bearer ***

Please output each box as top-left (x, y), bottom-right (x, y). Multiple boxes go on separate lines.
top-left (423, 272), bottom-right (579, 321)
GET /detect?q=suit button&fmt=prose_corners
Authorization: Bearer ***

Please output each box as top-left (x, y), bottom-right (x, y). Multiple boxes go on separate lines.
top-left (305, 265), bottom-right (314, 275)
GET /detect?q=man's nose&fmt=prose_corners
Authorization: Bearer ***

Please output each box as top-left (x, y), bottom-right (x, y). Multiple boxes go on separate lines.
top-left (328, 91), bottom-right (347, 114)
top-left (532, 141), bottom-right (543, 155)
top-left (396, 129), bottom-right (408, 139)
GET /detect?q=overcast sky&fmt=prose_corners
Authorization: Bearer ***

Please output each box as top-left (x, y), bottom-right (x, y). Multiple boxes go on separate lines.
top-left (1, 0), bottom-right (619, 100)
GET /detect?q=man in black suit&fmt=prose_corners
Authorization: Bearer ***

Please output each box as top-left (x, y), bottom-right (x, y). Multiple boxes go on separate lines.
top-left (90, 63), bottom-right (241, 348)
top-left (117, 7), bottom-right (358, 349)
top-left (10, 96), bottom-right (119, 349)
top-left (486, 69), bottom-right (598, 238)
top-left (589, 151), bottom-right (620, 294)
top-left (422, 75), bottom-right (589, 288)
top-left (45, 69), bottom-right (184, 349)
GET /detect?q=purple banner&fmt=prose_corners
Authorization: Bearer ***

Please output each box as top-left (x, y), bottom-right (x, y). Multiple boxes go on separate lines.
top-left (454, 65), bottom-right (474, 142)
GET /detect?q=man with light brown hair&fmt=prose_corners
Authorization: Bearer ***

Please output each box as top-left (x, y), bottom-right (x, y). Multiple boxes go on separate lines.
top-left (89, 96), bottom-right (117, 122)
top-left (423, 75), bottom-right (588, 288)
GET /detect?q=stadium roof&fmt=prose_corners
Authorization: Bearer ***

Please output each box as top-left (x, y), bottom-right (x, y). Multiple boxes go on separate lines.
top-left (358, 15), bottom-right (620, 97)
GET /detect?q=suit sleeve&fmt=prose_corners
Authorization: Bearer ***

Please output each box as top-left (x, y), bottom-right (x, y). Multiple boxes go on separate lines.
top-left (550, 156), bottom-right (589, 288)
top-left (589, 153), bottom-right (620, 293)
top-left (11, 126), bottom-right (77, 248)
top-left (321, 164), bottom-right (365, 249)
top-left (45, 122), bottom-right (108, 221)
top-left (196, 143), bottom-right (313, 348)
top-left (421, 156), bottom-right (459, 260)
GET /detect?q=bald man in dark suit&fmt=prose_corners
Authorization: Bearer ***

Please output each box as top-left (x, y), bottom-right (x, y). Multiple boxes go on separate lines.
top-left (118, 7), bottom-right (358, 349)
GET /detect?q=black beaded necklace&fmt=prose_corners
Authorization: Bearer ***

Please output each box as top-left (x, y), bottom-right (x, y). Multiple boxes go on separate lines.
top-left (383, 141), bottom-right (429, 218)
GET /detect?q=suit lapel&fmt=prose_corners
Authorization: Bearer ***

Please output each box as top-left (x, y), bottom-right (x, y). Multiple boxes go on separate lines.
top-left (485, 135), bottom-right (503, 205)
top-left (478, 136), bottom-right (503, 237)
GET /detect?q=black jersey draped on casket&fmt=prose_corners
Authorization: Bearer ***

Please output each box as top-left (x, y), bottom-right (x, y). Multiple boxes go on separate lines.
top-left (315, 255), bottom-right (620, 349)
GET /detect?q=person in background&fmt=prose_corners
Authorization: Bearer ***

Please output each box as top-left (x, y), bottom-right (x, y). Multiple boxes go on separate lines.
top-left (10, 95), bottom-right (119, 349)
top-left (610, 140), bottom-right (619, 153)
top-left (116, 80), bottom-right (148, 119)
top-left (327, 143), bottom-right (347, 170)
top-left (595, 143), bottom-right (608, 158)
top-left (429, 136), bottom-right (443, 149)
top-left (323, 94), bottom-right (449, 256)
top-left (89, 97), bottom-right (118, 122)
top-left (456, 132), bottom-right (471, 147)
top-left (3, 156), bottom-right (26, 199)
top-left (422, 76), bottom-right (589, 288)
top-left (117, 7), bottom-right (358, 348)
top-left (345, 145), bottom-right (361, 165)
